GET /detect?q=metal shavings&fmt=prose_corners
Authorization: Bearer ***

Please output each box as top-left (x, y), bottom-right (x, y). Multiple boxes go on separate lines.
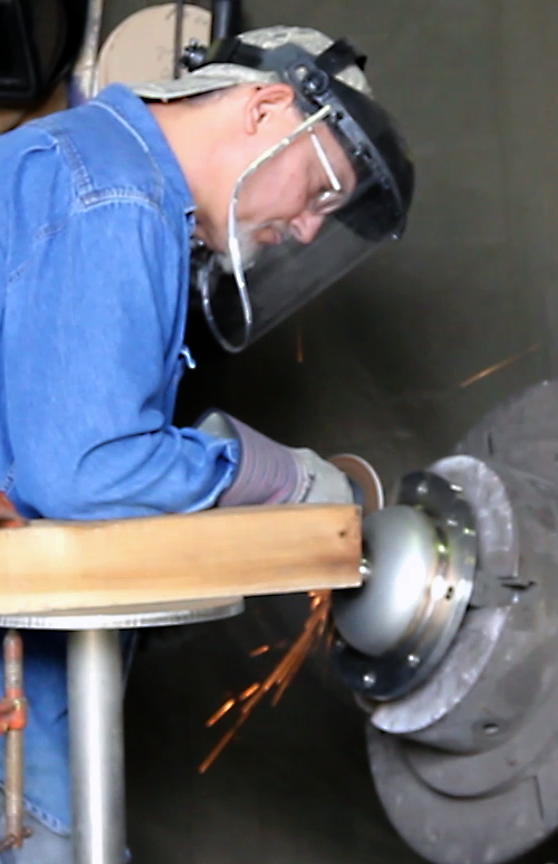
top-left (199, 591), bottom-right (332, 773)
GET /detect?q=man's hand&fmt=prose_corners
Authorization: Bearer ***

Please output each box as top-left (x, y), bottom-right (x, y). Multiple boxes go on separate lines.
top-left (290, 448), bottom-right (354, 505)
top-left (195, 409), bottom-right (355, 507)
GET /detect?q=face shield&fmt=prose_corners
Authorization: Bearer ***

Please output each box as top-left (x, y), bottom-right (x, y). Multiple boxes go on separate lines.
top-left (189, 38), bottom-right (415, 353)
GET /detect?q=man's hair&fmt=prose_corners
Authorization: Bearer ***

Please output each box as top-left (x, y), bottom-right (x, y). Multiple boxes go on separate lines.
top-left (184, 88), bottom-right (231, 106)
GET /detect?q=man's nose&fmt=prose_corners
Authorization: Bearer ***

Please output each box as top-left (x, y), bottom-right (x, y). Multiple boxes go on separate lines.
top-left (289, 211), bottom-right (325, 244)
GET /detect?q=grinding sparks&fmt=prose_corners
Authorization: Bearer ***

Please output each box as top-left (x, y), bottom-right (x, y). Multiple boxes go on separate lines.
top-left (206, 698), bottom-right (236, 728)
top-left (310, 592), bottom-right (322, 610)
top-left (296, 322), bottom-right (305, 364)
top-left (459, 343), bottom-right (539, 389)
top-left (199, 591), bottom-right (332, 773)
top-left (239, 683), bottom-right (260, 701)
top-left (248, 644), bottom-right (270, 658)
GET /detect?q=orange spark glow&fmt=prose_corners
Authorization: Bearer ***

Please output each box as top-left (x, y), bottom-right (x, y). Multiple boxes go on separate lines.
top-left (205, 698), bottom-right (236, 728)
top-left (296, 323), bottom-right (304, 364)
top-left (248, 644), bottom-right (270, 658)
top-left (459, 343), bottom-right (539, 388)
top-left (239, 683), bottom-right (260, 701)
top-left (199, 591), bottom-right (332, 773)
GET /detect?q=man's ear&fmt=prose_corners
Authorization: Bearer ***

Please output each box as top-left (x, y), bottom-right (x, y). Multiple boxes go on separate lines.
top-left (244, 83), bottom-right (297, 135)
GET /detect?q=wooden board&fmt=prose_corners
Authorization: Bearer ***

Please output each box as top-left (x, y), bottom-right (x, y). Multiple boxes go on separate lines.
top-left (0, 504), bottom-right (362, 616)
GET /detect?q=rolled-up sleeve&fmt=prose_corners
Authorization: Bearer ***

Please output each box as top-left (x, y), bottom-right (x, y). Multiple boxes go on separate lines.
top-left (4, 199), bottom-right (239, 519)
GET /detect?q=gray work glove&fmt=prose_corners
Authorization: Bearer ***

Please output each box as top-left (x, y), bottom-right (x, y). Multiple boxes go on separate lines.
top-left (195, 410), bottom-right (354, 507)
top-left (290, 448), bottom-right (354, 505)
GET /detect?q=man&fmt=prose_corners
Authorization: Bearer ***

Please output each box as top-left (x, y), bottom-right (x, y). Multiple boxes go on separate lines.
top-left (0, 24), bottom-right (413, 861)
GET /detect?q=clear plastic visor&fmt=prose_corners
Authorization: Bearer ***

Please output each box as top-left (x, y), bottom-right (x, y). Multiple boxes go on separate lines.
top-left (199, 105), bottom-right (387, 352)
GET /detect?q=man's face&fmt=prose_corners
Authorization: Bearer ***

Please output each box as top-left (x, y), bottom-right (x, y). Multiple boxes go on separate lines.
top-left (200, 84), bottom-right (357, 259)
top-left (235, 119), bottom-right (356, 248)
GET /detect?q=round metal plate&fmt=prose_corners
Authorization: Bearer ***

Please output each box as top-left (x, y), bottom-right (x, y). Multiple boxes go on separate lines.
top-left (335, 470), bottom-right (477, 701)
top-left (393, 469), bottom-right (477, 690)
top-left (367, 719), bottom-right (554, 864)
top-left (371, 606), bottom-right (509, 734)
top-left (0, 597), bottom-right (245, 630)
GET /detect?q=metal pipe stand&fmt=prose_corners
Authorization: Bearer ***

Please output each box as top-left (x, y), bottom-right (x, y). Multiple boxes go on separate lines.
top-left (68, 630), bottom-right (125, 864)
top-left (0, 598), bottom-right (244, 864)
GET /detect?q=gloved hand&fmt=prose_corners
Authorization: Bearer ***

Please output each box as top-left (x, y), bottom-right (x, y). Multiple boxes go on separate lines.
top-left (195, 409), bottom-right (355, 507)
top-left (290, 448), bottom-right (354, 505)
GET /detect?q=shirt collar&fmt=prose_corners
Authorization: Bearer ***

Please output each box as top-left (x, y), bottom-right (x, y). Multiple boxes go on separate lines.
top-left (93, 83), bottom-right (196, 216)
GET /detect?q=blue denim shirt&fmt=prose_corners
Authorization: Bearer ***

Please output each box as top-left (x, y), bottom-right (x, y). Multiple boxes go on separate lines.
top-left (0, 83), bottom-right (240, 833)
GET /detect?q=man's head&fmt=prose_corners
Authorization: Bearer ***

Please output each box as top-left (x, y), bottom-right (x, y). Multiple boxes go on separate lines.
top-left (134, 25), bottom-right (414, 351)
top-left (144, 27), bottom-right (368, 257)
top-left (150, 80), bottom-right (355, 261)
top-left (199, 83), bottom-right (357, 260)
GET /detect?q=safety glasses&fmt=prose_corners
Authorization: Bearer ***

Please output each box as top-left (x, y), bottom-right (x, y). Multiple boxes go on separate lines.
top-left (309, 130), bottom-right (349, 215)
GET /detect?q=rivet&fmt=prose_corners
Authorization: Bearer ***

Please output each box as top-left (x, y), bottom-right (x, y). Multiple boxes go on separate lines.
top-left (359, 561), bottom-right (372, 579)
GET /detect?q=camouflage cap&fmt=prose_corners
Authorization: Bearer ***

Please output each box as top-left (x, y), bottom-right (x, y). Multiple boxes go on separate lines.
top-left (131, 25), bottom-right (372, 101)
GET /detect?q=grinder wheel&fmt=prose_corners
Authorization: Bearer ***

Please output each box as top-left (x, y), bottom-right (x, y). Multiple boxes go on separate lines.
top-left (329, 453), bottom-right (384, 516)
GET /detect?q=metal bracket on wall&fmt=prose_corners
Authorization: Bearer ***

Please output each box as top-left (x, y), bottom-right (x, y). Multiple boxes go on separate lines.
top-left (468, 569), bottom-right (536, 608)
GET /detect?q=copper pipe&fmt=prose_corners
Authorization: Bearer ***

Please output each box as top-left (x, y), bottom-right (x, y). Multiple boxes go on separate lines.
top-left (4, 631), bottom-right (26, 846)
top-left (0, 631), bottom-right (31, 851)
